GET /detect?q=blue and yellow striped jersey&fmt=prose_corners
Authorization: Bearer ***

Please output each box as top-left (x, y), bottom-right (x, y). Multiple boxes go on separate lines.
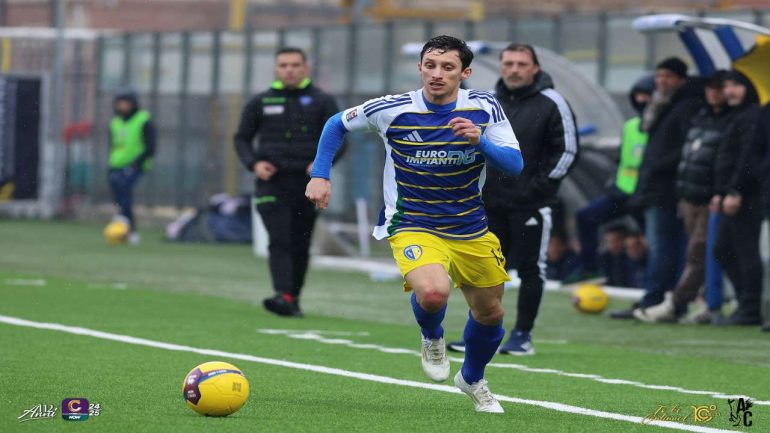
top-left (342, 89), bottom-right (519, 240)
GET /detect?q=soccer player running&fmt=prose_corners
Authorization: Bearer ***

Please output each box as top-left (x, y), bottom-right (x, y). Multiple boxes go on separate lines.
top-left (306, 36), bottom-right (523, 413)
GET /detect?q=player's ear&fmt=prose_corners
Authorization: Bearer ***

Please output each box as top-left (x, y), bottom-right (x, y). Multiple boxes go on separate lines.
top-left (461, 67), bottom-right (472, 80)
top-left (417, 62), bottom-right (423, 72)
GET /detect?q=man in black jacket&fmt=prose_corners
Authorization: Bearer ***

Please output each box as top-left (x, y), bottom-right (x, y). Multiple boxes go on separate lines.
top-left (448, 44), bottom-right (578, 355)
top-left (234, 47), bottom-right (340, 317)
top-left (752, 102), bottom-right (770, 332)
top-left (634, 71), bottom-right (731, 323)
top-left (712, 70), bottom-right (762, 326)
top-left (624, 57), bottom-right (703, 317)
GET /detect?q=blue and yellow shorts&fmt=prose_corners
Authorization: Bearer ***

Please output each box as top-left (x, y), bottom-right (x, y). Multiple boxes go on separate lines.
top-left (388, 231), bottom-right (510, 291)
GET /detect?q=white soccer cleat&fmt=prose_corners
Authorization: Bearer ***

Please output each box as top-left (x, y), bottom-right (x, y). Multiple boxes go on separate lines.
top-left (420, 335), bottom-right (450, 382)
top-left (454, 371), bottom-right (504, 413)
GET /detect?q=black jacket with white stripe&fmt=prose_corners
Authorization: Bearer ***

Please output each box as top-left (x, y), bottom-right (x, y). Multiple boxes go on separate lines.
top-left (482, 72), bottom-right (579, 210)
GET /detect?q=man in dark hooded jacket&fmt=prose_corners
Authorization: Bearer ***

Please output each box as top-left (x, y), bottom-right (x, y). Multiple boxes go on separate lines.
top-left (108, 89), bottom-right (156, 244)
top-left (712, 70), bottom-right (763, 326)
top-left (751, 102), bottom-right (770, 332)
top-left (448, 43), bottom-right (578, 356)
top-left (627, 57), bottom-right (704, 314)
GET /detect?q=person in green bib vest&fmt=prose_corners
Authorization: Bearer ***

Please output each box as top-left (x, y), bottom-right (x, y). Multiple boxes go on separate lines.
top-left (108, 89), bottom-right (156, 244)
top-left (569, 74), bottom-right (654, 286)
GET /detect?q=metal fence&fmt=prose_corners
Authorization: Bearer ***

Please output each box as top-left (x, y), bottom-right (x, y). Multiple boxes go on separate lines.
top-left (4, 8), bottom-right (770, 220)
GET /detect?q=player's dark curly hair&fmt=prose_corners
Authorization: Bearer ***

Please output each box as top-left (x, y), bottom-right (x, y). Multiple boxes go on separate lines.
top-left (420, 35), bottom-right (474, 70)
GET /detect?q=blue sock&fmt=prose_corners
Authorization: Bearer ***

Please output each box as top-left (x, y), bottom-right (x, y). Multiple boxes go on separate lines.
top-left (411, 292), bottom-right (446, 340)
top-left (461, 311), bottom-right (504, 384)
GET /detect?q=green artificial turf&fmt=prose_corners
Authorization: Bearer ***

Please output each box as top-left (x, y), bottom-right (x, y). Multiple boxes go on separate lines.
top-left (1, 220), bottom-right (768, 432)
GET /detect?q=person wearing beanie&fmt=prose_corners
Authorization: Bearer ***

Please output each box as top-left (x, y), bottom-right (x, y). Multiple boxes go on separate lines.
top-left (629, 56), bottom-right (704, 316)
top-left (656, 57), bottom-right (688, 79)
top-left (712, 69), bottom-right (763, 326)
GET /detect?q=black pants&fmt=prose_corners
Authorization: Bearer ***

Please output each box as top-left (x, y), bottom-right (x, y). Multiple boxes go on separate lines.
top-left (108, 167), bottom-right (142, 231)
top-left (487, 206), bottom-right (552, 332)
top-left (714, 196), bottom-right (763, 316)
top-left (256, 174), bottom-right (317, 298)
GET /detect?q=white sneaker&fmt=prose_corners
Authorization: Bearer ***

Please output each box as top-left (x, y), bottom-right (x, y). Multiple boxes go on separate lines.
top-left (633, 292), bottom-right (676, 323)
top-left (420, 335), bottom-right (450, 382)
top-left (454, 371), bottom-right (504, 413)
top-left (127, 232), bottom-right (141, 245)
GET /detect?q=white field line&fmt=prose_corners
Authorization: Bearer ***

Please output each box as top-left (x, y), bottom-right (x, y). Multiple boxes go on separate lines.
top-left (0, 314), bottom-right (746, 433)
top-left (4, 278), bottom-right (47, 286)
top-left (257, 329), bottom-right (770, 406)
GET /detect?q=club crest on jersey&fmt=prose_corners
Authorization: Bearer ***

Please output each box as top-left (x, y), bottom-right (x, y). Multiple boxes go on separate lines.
top-left (346, 109), bottom-right (358, 122)
top-left (403, 245), bottom-right (423, 261)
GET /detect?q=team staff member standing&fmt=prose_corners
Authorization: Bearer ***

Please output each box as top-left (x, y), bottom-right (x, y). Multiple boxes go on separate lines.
top-left (108, 89), bottom-right (156, 245)
top-left (449, 44), bottom-right (578, 356)
top-left (234, 47), bottom-right (340, 318)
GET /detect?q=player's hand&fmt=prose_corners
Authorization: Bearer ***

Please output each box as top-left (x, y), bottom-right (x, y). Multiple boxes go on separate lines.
top-left (253, 161), bottom-right (277, 181)
top-left (709, 195), bottom-right (722, 213)
top-left (306, 177), bottom-right (332, 209)
top-left (723, 194), bottom-right (741, 216)
top-left (449, 117), bottom-right (481, 145)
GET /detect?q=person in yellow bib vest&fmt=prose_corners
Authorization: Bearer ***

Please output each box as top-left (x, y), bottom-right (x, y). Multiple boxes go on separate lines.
top-left (108, 89), bottom-right (156, 245)
top-left (568, 75), bottom-right (654, 289)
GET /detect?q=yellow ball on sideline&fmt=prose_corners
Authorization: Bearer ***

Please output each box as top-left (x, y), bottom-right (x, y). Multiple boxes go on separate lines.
top-left (572, 283), bottom-right (609, 314)
top-left (103, 219), bottom-right (129, 244)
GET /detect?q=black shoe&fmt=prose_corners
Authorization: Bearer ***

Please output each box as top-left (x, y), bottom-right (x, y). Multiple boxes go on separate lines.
top-left (263, 294), bottom-right (303, 318)
top-left (446, 340), bottom-right (466, 353)
top-left (291, 301), bottom-right (304, 318)
top-left (609, 302), bottom-right (641, 320)
top-left (762, 324), bottom-right (770, 332)
top-left (715, 310), bottom-right (761, 326)
top-left (562, 269), bottom-right (604, 285)
top-left (609, 307), bottom-right (635, 320)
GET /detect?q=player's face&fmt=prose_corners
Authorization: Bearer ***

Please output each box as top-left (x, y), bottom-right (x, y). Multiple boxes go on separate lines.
top-left (499, 50), bottom-right (539, 90)
top-left (418, 49), bottom-right (471, 104)
top-left (275, 52), bottom-right (309, 89)
top-left (654, 69), bottom-right (685, 97)
top-left (723, 80), bottom-right (747, 107)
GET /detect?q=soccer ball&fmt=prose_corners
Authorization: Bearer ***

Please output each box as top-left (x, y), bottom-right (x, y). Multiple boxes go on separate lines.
top-left (572, 283), bottom-right (609, 314)
top-left (103, 217), bottom-right (130, 244)
top-left (183, 361), bottom-right (250, 417)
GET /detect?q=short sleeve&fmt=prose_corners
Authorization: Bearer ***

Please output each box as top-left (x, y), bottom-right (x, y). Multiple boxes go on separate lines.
top-left (484, 117), bottom-right (520, 151)
top-left (342, 93), bottom-right (413, 133)
top-left (341, 105), bottom-right (371, 131)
